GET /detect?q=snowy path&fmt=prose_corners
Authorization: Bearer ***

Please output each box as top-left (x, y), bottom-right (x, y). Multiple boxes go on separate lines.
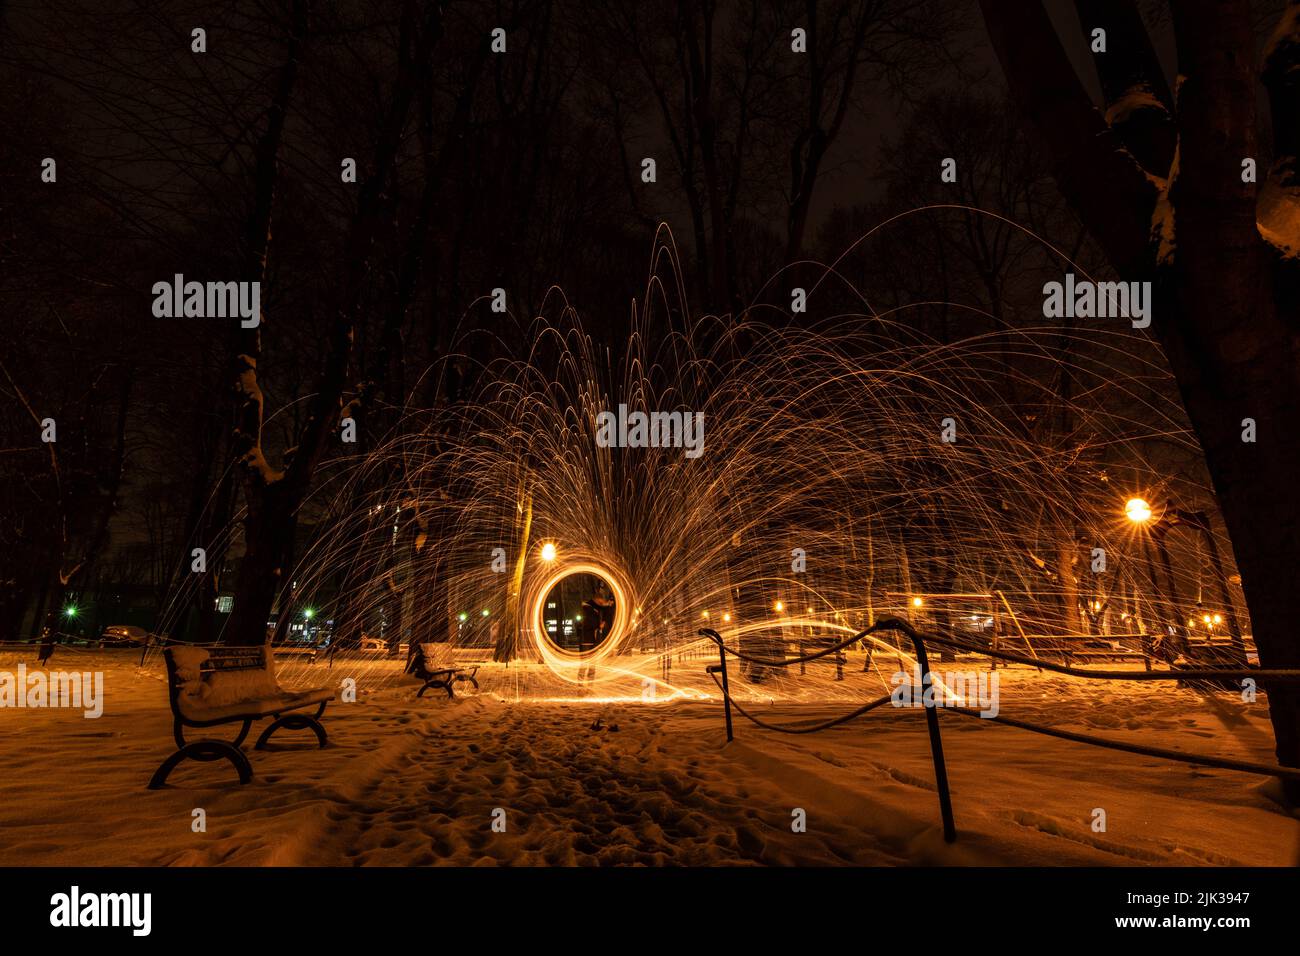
top-left (0, 651), bottom-right (1297, 866)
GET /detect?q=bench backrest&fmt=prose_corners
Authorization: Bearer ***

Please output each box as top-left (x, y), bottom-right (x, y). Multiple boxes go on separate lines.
top-left (164, 644), bottom-right (281, 718)
top-left (418, 643), bottom-right (454, 669)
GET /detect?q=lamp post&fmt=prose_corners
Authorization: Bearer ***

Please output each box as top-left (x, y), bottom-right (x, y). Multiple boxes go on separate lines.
top-left (1126, 498), bottom-right (1175, 654)
top-left (1125, 498), bottom-right (1246, 665)
top-left (1157, 506), bottom-right (1246, 665)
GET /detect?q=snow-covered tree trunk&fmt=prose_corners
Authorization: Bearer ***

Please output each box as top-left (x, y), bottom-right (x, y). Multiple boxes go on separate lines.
top-left (981, 0), bottom-right (1300, 798)
top-left (224, 0), bottom-right (309, 647)
top-left (226, 0), bottom-right (440, 645)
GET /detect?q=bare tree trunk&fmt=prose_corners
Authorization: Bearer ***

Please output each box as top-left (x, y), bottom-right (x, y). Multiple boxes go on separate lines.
top-left (496, 492), bottom-right (532, 662)
top-left (225, 0), bottom-right (309, 645)
top-left (227, 0), bottom-right (440, 645)
top-left (981, 0), bottom-right (1300, 795)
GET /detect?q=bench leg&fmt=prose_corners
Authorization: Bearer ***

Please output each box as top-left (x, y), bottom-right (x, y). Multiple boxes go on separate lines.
top-left (255, 713), bottom-right (328, 750)
top-left (175, 718), bottom-right (253, 751)
top-left (148, 740), bottom-right (253, 789)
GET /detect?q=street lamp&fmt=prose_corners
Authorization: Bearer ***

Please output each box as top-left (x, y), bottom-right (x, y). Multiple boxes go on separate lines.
top-left (1123, 497), bottom-right (1245, 664)
top-left (1125, 498), bottom-right (1153, 523)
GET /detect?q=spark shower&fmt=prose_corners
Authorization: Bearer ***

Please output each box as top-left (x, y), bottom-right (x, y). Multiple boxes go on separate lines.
top-left (173, 224), bottom-right (1220, 694)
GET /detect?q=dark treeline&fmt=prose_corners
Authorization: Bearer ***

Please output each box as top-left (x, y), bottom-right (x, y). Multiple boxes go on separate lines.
top-left (0, 0), bottom-right (965, 644)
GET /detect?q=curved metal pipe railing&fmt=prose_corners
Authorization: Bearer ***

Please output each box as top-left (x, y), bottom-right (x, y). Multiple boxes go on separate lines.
top-left (699, 616), bottom-right (1300, 844)
top-left (702, 618), bottom-right (956, 841)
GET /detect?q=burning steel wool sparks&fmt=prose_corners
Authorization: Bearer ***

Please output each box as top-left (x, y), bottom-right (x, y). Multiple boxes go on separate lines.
top-left (150, 228), bottom-right (1239, 704)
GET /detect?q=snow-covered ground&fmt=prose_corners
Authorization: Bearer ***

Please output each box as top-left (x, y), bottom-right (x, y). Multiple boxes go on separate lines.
top-left (0, 645), bottom-right (1296, 866)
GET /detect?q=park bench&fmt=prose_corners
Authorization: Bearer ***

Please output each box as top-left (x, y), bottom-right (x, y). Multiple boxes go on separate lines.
top-left (1044, 633), bottom-right (1156, 671)
top-left (792, 636), bottom-right (849, 680)
top-left (409, 643), bottom-right (480, 699)
top-left (272, 643), bottom-right (319, 664)
top-left (148, 643), bottom-right (334, 789)
top-left (1061, 638), bottom-right (1154, 671)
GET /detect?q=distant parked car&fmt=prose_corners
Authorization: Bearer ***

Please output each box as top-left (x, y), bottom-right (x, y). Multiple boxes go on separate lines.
top-left (359, 635), bottom-right (387, 651)
top-left (98, 625), bottom-right (156, 647)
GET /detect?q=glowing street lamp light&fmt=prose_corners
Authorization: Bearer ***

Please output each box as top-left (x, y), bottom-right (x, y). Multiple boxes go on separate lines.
top-left (1125, 497), bottom-right (1153, 523)
top-left (540, 542), bottom-right (557, 562)
top-left (457, 612), bottom-right (468, 622)
top-left (722, 612), bottom-right (732, 622)
top-left (303, 608), bottom-right (315, 620)
top-left (63, 605), bottom-right (78, 619)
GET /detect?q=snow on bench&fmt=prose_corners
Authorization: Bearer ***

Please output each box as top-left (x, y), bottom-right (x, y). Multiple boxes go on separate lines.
top-left (147, 642), bottom-right (334, 789)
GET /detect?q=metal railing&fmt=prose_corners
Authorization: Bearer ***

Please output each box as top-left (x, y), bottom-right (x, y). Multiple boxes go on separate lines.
top-left (700, 616), bottom-right (1300, 844)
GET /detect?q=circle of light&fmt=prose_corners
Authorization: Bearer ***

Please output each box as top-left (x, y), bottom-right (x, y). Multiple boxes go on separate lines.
top-left (528, 562), bottom-right (632, 671)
